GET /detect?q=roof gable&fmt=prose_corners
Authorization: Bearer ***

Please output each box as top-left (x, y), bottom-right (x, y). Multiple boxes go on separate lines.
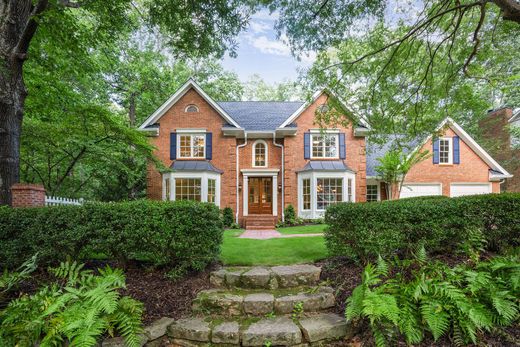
top-left (138, 79), bottom-right (242, 130)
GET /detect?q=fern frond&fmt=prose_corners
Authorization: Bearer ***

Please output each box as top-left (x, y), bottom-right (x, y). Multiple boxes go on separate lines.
top-left (420, 300), bottom-right (449, 340)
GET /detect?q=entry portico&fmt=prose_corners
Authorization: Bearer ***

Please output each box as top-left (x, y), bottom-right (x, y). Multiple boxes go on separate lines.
top-left (241, 169), bottom-right (279, 217)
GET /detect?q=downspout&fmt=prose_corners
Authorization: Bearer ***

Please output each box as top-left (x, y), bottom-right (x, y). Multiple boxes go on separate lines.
top-left (236, 132), bottom-right (248, 224)
top-left (273, 132), bottom-right (285, 222)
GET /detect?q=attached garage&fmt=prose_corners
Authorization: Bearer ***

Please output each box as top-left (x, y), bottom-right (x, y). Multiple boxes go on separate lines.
top-left (400, 184), bottom-right (442, 198)
top-left (450, 183), bottom-right (491, 197)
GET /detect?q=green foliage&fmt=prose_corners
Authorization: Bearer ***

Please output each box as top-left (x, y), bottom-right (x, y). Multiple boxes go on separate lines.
top-left (0, 261), bottom-right (143, 347)
top-left (291, 301), bottom-right (304, 323)
top-left (325, 193), bottom-right (520, 262)
top-left (0, 200), bottom-right (224, 272)
top-left (284, 204), bottom-right (296, 224)
top-left (0, 254), bottom-right (38, 305)
top-left (222, 207), bottom-right (234, 228)
top-left (346, 253), bottom-right (520, 346)
top-left (243, 74), bottom-right (303, 101)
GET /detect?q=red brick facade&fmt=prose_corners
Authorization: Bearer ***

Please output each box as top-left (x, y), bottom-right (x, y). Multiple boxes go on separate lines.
top-left (143, 83), bottom-right (509, 224)
top-left (11, 183), bottom-right (46, 208)
top-left (479, 107), bottom-right (520, 192)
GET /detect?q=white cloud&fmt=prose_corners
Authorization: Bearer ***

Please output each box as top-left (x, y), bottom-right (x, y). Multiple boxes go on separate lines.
top-left (247, 35), bottom-right (292, 57)
top-left (251, 9), bottom-right (279, 21)
top-left (249, 21), bottom-right (270, 34)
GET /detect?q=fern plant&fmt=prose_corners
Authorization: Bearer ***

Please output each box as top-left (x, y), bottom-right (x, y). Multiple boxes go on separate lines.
top-left (0, 254), bottom-right (38, 306)
top-left (345, 252), bottom-right (519, 347)
top-left (0, 261), bottom-right (143, 347)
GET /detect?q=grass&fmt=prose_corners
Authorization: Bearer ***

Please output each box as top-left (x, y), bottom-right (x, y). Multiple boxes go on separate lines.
top-left (276, 224), bottom-right (328, 235)
top-left (220, 230), bottom-right (327, 266)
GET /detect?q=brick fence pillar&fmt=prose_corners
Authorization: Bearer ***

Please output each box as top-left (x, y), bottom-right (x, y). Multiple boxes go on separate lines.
top-left (11, 184), bottom-right (46, 208)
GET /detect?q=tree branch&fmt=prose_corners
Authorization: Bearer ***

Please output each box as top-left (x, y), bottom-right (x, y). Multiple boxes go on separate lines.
top-left (13, 0), bottom-right (49, 60)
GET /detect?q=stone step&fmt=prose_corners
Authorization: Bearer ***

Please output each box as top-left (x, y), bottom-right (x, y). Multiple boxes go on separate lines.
top-left (193, 286), bottom-right (335, 316)
top-left (210, 265), bottom-right (321, 289)
top-left (167, 313), bottom-right (349, 346)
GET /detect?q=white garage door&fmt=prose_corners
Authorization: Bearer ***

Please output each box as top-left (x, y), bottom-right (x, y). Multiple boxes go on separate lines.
top-left (400, 184), bottom-right (442, 198)
top-left (450, 183), bottom-right (491, 197)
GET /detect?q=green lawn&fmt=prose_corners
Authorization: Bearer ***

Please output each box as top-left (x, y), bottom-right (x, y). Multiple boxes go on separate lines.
top-left (276, 224), bottom-right (328, 235)
top-left (220, 230), bottom-right (327, 266)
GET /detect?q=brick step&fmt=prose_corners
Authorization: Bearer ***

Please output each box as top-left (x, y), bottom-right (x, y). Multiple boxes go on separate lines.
top-left (245, 226), bottom-right (276, 230)
top-left (193, 286), bottom-right (335, 316)
top-left (167, 313), bottom-right (349, 346)
top-left (210, 265), bottom-right (321, 289)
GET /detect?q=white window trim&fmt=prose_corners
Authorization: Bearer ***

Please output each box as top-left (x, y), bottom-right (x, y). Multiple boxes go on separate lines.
top-left (184, 104), bottom-right (199, 113)
top-left (438, 137), bottom-right (453, 165)
top-left (177, 133), bottom-right (206, 159)
top-left (310, 133), bottom-right (340, 159)
top-left (252, 140), bottom-right (268, 168)
top-left (302, 178), bottom-right (311, 211)
top-left (366, 182), bottom-right (380, 202)
top-left (297, 171), bottom-right (356, 219)
top-left (162, 171), bottom-right (221, 207)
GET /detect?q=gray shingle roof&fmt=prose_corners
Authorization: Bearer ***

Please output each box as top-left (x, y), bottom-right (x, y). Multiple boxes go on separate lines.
top-left (170, 160), bottom-right (223, 173)
top-left (366, 136), bottom-right (423, 177)
top-left (217, 101), bottom-right (304, 131)
top-left (297, 160), bottom-right (355, 173)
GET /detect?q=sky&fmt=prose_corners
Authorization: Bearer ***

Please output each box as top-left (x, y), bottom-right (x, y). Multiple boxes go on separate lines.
top-left (221, 9), bottom-right (315, 84)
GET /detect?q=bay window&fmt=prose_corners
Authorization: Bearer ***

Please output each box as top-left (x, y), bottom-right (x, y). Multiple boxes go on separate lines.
top-left (175, 178), bottom-right (202, 201)
top-left (302, 178), bottom-right (311, 210)
top-left (316, 178), bottom-right (343, 210)
top-left (162, 172), bottom-right (220, 206)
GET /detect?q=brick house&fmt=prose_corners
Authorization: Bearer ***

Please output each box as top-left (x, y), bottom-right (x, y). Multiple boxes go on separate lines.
top-left (139, 79), bottom-right (512, 228)
top-left (479, 107), bottom-right (520, 192)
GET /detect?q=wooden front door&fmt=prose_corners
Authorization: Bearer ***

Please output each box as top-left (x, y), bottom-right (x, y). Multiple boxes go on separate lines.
top-left (248, 177), bottom-right (272, 214)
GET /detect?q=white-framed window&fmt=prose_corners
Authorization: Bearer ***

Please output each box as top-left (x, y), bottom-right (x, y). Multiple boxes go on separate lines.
top-left (302, 178), bottom-right (311, 210)
top-left (439, 137), bottom-right (452, 164)
top-left (317, 178), bottom-right (343, 210)
top-left (348, 178), bottom-right (353, 202)
top-left (184, 104), bottom-right (199, 113)
top-left (178, 134), bottom-right (205, 158)
top-left (208, 179), bottom-right (216, 203)
top-left (311, 134), bottom-right (338, 158)
top-left (163, 172), bottom-right (221, 206)
top-left (367, 184), bottom-right (379, 202)
top-left (175, 178), bottom-right (202, 201)
top-left (252, 140), bottom-right (268, 167)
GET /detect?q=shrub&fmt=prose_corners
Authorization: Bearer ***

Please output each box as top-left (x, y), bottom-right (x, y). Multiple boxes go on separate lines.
top-left (0, 261), bottom-right (143, 347)
top-left (222, 207), bottom-right (234, 228)
top-left (325, 193), bottom-right (520, 262)
top-left (346, 252), bottom-right (519, 346)
top-left (284, 204), bottom-right (296, 225)
top-left (0, 200), bottom-right (224, 271)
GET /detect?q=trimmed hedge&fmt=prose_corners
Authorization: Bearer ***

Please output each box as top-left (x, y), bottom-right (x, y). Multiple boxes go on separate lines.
top-left (325, 193), bottom-right (520, 262)
top-left (0, 200), bottom-right (223, 271)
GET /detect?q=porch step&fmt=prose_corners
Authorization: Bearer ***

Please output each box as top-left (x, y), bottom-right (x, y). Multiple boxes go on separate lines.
top-left (245, 215), bottom-right (277, 230)
top-left (192, 286), bottom-right (335, 316)
top-left (166, 313), bottom-right (350, 347)
top-left (210, 265), bottom-right (321, 289)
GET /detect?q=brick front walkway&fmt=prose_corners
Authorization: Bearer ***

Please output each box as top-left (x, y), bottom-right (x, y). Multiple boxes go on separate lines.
top-left (238, 230), bottom-right (324, 239)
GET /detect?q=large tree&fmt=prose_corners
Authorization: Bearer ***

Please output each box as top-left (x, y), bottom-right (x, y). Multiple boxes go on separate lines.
top-left (0, 0), bottom-right (253, 205)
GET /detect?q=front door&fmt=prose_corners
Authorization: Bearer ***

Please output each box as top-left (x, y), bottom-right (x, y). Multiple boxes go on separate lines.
top-left (248, 177), bottom-right (272, 214)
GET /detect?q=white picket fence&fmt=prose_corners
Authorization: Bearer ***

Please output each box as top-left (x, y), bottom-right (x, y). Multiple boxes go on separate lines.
top-left (45, 196), bottom-right (85, 206)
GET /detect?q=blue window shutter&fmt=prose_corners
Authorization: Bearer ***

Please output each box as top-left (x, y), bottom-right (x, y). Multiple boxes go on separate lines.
top-left (304, 133), bottom-right (310, 159)
top-left (206, 132), bottom-right (213, 160)
top-left (432, 138), bottom-right (439, 164)
top-left (453, 136), bottom-right (460, 164)
top-left (170, 132), bottom-right (177, 160)
top-left (339, 133), bottom-right (346, 159)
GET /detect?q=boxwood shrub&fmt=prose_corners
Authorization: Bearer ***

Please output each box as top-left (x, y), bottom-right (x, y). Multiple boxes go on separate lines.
top-left (0, 200), bottom-right (223, 271)
top-left (325, 193), bottom-right (520, 262)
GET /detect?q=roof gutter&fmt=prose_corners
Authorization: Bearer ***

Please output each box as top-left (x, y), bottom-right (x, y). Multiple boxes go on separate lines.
top-left (273, 131), bottom-right (284, 222)
top-left (236, 134), bottom-right (248, 224)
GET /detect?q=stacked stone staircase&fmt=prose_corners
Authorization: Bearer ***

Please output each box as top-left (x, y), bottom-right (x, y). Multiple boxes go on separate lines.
top-left (166, 265), bottom-right (350, 346)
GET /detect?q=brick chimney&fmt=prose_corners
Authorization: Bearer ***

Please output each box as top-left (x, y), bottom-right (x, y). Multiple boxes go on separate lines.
top-left (11, 183), bottom-right (46, 208)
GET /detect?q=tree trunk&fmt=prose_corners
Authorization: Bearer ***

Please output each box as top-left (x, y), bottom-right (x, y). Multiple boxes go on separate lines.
top-left (493, 0), bottom-right (520, 23)
top-left (0, 0), bottom-right (47, 205)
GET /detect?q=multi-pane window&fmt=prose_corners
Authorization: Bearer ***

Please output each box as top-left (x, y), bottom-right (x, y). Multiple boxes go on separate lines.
top-left (185, 104), bottom-right (199, 113)
top-left (439, 138), bottom-right (452, 164)
top-left (165, 178), bottom-right (171, 201)
top-left (175, 178), bottom-right (201, 201)
top-left (311, 134), bottom-right (338, 158)
top-left (367, 184), bottom-right (378, 202)
top-left (179, 134), bottom-right (205, 158)
top-left (348, 178), bottom-right (353, 202)
top-left (302, 178), bottom-right (311, 210)
top-left (254, 141), bottom-right (267, 167)
top-left (207, 179), bottom-right (216, 204)
top-left (317, 178), bottom-right (343, 210)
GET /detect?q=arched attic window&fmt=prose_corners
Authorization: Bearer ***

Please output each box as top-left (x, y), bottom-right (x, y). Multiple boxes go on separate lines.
top-left (185, 104), bottom-right (199, 113)
top-left (253, 140), bottom-right (268, 167)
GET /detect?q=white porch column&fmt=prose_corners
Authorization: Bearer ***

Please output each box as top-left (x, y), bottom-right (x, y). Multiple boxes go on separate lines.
top-left (272, 174), bottom-right (278, 216)
top-left (243, 175), bottom-right (248, 216)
